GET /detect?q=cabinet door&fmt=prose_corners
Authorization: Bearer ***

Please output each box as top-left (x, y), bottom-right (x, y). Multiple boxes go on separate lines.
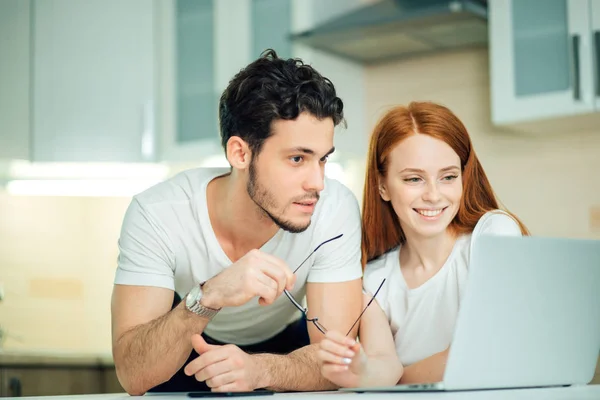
top-left (159, 0), bottom-right (251, 163)
top-left (2, 367), bottom-right (102, 396)
top-left (32, 0), bottom-right (156, 162)
top-left (489, 0), bottom-right (595, 125)
top-left (0, 0), bottom-right (30, 160)
top-left (251, 0), bottom-right (292, 59)
top-left (592, 0), bottom-right (600, 109)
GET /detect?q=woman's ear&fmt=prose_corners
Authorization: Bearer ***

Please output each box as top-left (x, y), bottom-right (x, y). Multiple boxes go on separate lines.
top-left (378, 179), bottom-right (391, 202)
top-left (226, 136), bottom-right (252, 169)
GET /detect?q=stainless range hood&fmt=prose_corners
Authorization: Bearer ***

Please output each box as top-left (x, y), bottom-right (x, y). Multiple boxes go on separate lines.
top-left (291, 0), bottom-right (488, 64)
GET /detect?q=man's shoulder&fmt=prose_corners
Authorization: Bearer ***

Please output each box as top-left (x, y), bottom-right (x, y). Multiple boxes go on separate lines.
top-left (133, 167), bottom-right (229, 207)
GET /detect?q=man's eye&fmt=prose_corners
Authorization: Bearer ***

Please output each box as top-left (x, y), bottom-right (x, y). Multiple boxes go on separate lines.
top-left (291, 156), bottom-right (303, 164)
top-left (320, 155), bottom-right (329, 163)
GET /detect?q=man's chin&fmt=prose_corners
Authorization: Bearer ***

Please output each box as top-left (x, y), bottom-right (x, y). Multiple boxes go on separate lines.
top-left (276, 218), bottom-right (312, 234)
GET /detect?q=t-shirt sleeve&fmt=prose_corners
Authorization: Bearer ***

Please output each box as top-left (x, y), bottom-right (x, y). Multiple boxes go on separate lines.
top-left (114, 198), bottom-right (176, 290)
top-left (469, 211), bottom-right (523, 265)
top-left (307, 184), bottom-right (363, 283)
top-left (474, 211), bottom-right (523, 237)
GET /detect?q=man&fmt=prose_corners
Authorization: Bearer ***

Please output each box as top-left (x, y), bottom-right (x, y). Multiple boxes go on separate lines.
top-left (110, 49), bottom-right (363, 395)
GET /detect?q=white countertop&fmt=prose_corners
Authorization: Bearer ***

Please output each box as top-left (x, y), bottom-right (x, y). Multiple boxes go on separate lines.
top-left (12, 385), bottom-right (600, 400)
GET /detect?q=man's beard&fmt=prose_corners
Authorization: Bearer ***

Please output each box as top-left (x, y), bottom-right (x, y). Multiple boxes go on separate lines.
top-left (246, 159), bottom-right (317, 234)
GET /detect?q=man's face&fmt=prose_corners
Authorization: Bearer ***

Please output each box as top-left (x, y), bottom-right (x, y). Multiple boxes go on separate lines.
top-left (247, 112), bottom-right (335, 233)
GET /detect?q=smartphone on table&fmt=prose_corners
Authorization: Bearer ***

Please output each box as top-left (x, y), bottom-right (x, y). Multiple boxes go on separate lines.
top-left (187, 389), bottom-right (274, 397)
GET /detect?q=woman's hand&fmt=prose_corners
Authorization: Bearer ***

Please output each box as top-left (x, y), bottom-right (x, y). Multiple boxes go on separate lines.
top-left (317, 330), bottom-right (367, 388)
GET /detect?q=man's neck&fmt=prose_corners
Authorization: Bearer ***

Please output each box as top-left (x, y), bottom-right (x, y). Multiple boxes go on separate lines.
top-left (206, 173), bottom-right (280, 262)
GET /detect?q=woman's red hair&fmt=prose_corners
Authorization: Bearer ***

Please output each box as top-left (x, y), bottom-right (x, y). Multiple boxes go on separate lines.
top-left (361, 101), bottom-right (529, 267)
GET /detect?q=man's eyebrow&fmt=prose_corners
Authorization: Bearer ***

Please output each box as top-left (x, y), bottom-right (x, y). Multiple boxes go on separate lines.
top-left (286, 146), bottom-right (336, 158)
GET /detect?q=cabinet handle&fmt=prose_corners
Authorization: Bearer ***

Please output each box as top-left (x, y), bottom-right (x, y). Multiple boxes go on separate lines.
top-left (595, 31), bottom-right (600, 97)
top-left (141, 100), bottom-right (155, 161)
top-left (9, 377), bottom-right (22, 397)
top-left (572, 34), bottom-right (581, 100)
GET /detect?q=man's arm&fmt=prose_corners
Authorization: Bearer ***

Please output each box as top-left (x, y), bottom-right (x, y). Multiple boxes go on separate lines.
top-left (255, 279), bottom-right (363, 391)
top-left (399, 347), bottom-right (449, 384)
top-left (111, 285), bottom-right (210, 395)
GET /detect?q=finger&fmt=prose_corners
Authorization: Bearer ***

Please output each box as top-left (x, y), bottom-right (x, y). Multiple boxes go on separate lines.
top-left (205, 371), bottom-right (238, 389)
top-left (211, 382), bottom-right (247, 393)
top-left (184, 347), bottom-right (229, 376)
top-left (322, 363), bottom-right (349, 375)
top-left (320, 338), bottom-right (356, 359)
top-left (255, 273), bottom-right (278, 293)
top-left (191, 334), bottom-right (220, 355)
top-left (258, 262), bottom-right (288, 297)
top-left (325, 330), bottom-right (357, 347)
top-left (195, 359), bottom-right (233, 382)
top-left (317, 348), bottom-right (353, 366)
top-left (256, 252), bottom-right (295, 291)
top-left (255, 280), bottom-right (278, 306)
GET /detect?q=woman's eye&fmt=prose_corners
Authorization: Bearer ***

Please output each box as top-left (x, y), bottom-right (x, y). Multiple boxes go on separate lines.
top-left (443, 175), bottom-right (459, 181)
top-left (404, 177), bottom-right (421, 183)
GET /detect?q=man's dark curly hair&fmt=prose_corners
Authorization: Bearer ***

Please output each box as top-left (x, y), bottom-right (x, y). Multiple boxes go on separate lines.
top-left (218, 49), bottom-right (345, 157)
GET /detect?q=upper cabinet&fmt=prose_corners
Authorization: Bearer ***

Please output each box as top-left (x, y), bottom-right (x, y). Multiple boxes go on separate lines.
top-left (489, 0), bottom-right (600, 128)
top-left (0, 0), bottom-right (31, 161)
top-left (32, 0), bottom-right (157, 162)
top-left (593, 0), bottom-right (600, 110)
top-left (159, 0), bottom-right (255, 162)
top-left (251, 0), bottom-right (292, 59)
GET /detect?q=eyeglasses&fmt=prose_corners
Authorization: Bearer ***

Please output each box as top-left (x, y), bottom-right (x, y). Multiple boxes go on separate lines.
top-left (283, 234), bottom-right (386, 336)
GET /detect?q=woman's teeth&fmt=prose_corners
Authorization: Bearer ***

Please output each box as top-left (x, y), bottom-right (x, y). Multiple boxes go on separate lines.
top-left (416, 209), bottom-right (443, 217)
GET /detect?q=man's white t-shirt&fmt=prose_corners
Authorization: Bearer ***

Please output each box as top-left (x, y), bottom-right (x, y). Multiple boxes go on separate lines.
top-left (114, 168), bottom-right (363, 345)
top-left (363, 211), bottom-right (523, 366)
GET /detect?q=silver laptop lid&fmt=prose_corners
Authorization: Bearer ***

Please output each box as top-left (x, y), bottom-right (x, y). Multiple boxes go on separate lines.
top-left (444, 235), bottom-right (600, 390)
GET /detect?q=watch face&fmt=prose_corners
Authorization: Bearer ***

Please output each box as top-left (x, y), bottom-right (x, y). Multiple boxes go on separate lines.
top-left (186, 284), bottom-right (200, 308)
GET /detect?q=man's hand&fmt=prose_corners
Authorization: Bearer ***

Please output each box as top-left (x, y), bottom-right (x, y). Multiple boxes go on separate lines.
top-left (184, 334), bottom-right (264, 392)
top-left (201, 250), bottom-right (296, 309)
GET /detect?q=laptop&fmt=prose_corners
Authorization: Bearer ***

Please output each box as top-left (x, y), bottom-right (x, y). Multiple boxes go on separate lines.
top-left (341, 235), bottom-right (600, 392)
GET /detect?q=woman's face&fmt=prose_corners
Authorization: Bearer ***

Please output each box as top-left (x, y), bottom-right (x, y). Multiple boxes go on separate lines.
top-left (379, 134), bottom-right (463, 240)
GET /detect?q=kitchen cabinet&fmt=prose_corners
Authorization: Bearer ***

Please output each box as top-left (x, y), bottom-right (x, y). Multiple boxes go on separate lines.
top-left (489, 0), bottom-right (600, 129)
top-left (290, 0), bottom-right (367, 160)
top-left (593, 0), bottom-right (600, 110)
top-left (0, 0), bottom-right (30, 161)
top-left (0, 365), bottom-right (121, 397)
top-left (159, 0), bottom-right (252, 162)
top-left (251, 0), bottom-right (292, 59)
top-left (31, 0), bottom-right (157, 162)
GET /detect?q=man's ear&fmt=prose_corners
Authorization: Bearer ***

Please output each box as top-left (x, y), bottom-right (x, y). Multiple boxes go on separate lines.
top-left (226, 136), bottom-right (252, 169)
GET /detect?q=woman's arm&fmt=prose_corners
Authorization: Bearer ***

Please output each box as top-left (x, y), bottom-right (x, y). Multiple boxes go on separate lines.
top-left (398, 347), bottom-right (449, 384)
top-left (318, 293), bottom-right (403, 388)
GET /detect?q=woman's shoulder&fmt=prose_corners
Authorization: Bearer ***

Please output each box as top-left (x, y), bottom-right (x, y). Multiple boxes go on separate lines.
top-left (364, 247), bottom-right (399, 291)
top-left (472, 209), bottom-right (523, 238)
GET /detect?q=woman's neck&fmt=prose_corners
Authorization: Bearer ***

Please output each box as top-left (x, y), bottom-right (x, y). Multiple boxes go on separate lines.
top-left (400, 229), bottom-right (457, 273)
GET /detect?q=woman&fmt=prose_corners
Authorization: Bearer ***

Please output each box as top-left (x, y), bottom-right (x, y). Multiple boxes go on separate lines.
top-left (317, 101), bottom-right (529, 388)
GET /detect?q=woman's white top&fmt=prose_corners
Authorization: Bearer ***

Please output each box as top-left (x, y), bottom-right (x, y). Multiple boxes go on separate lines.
top-left (363, 211), bottom-right (523, 366)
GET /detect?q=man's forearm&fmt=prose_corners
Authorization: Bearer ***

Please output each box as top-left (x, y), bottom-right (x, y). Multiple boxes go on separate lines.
top-left (399, 348), bottom-right (448, 385)
top-left (113, 301), bottom-right (209, 395)
top-left (254, 344), bottom-right (338, 392)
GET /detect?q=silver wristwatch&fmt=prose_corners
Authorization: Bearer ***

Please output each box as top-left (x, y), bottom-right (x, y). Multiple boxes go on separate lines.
top-left (185, 283), bottom-right (221, 320)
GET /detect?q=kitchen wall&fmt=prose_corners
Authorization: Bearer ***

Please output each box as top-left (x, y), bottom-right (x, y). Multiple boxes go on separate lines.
top-left (363, 47), bottom-right (600, 240)
top-left (0, 193), bottom-right (130, 354)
